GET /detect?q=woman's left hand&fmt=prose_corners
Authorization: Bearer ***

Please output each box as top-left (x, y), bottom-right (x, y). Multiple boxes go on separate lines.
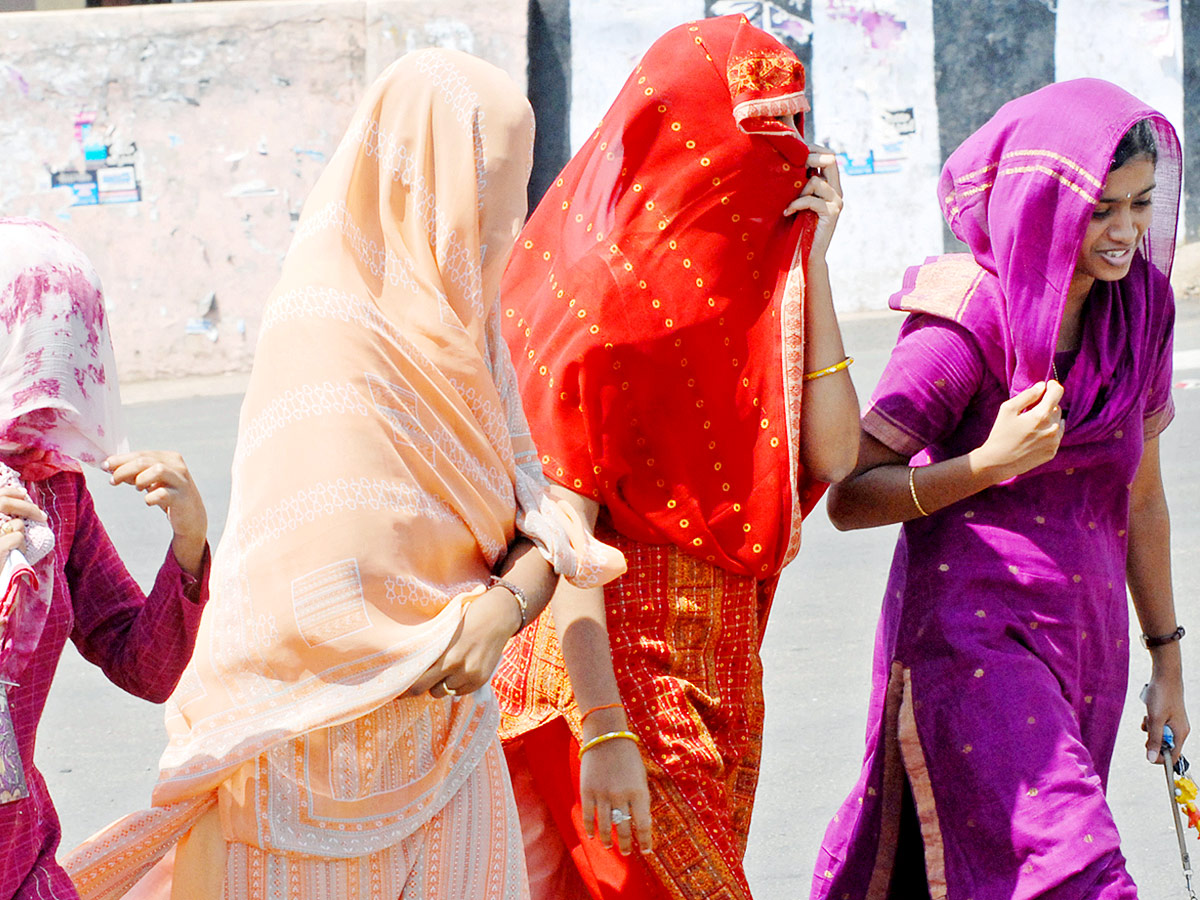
top-left (0, 486), bottom-right (44, 556)
top-left (103, 451), bottom-right (207, 577)
top-left (1143, 661), bottom-right (1189, 765)
top-left (404, 585), bottom-right (523, 698)
top-left (785, 145), bottom-right (844, 261)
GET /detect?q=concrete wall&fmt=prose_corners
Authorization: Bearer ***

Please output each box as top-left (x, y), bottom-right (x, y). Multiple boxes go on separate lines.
top-left (1, 0), bottom-right (525, 381)
top-left (546, 0), bottom-right (1191, 315)
top-left (2, 0), bottom-right (1195, 380)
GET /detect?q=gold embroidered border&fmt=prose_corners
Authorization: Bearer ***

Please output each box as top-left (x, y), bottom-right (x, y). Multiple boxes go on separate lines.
top-left (945, 165), bottom-right (1099, 220)
top-left (943, 148), bottom-right (1103, 215)
top-left (727, 52), bottom-right (800, 95)
top-left (946, 148), bottom-right (1102, 190)
top-left (779, 226), bottom-right (806, 568)
top-left (898, 671), bottom-right (949, 899)
top-left (1000, 148), bottom-right (1104, 187)
top-left (865, 661), bottom-right (909, 900)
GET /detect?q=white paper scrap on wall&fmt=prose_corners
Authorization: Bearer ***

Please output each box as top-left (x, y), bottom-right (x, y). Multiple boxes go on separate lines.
top-left (811, 0), bottom-right (944, 312)
top-left (1056, 0), bottom-right (1185, 232)
top-left (569, 0), bottom-right (705, 154)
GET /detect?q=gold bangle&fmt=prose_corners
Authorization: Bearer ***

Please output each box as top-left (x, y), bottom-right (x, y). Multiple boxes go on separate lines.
top-left (578, 730), bottom-right (641, 759)
top-left (908, 466), bottom-right (930, 517)
top-left (803, 355), bottom-right (854, 382)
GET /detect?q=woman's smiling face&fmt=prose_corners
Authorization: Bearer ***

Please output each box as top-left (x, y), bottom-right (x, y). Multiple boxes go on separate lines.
top-left (1073, 156), bottom-right (1156, 286)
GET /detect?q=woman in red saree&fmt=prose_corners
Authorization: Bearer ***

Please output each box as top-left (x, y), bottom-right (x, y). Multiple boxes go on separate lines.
top-left (494, 15), bottom-right (860, 900)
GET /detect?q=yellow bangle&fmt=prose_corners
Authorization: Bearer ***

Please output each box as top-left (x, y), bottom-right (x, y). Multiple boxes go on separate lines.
top-left (908, 466), bottom-right (930, 517)
top-left (803, 355), bottom-right (853, 382)
top-left (578, 730), bottom-right (641, 759)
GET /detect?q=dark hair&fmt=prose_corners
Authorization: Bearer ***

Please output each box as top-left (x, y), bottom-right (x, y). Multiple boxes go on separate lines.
top-left (1110, 119), bottom-right (1157, 171)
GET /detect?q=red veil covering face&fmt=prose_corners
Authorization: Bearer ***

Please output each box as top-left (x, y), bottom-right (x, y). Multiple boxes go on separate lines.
top-left (503, 15), bottom-right (824, 579)
top-left (497, 17), bottom-right (826, 900)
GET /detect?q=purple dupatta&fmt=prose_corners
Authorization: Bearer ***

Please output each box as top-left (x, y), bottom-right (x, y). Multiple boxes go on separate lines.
top-left (890, 78), bottom-right (1179, 449)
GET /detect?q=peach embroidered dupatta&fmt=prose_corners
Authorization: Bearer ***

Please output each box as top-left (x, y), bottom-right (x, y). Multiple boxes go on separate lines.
top-left (67, 49), bottom-right (622, 898)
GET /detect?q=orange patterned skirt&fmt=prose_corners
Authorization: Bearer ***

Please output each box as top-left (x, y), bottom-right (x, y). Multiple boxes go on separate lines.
top-left (496, 526), bottom-right (774, 900)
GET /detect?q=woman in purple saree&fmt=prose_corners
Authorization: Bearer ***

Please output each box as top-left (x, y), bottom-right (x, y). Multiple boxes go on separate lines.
top-left (811, 80), bottom-right (1184, 899)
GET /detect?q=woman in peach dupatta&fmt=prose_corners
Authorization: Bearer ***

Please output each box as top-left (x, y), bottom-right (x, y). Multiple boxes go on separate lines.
top-left (65, 48), bottom-right (622, 900)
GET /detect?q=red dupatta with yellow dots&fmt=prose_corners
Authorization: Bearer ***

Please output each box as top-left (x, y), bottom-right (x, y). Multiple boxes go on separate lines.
top-left (501, 15), bottom-right (822, 579)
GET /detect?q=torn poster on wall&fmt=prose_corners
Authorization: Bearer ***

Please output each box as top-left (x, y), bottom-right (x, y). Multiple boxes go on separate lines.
top-left (50, 112), bottom-right (142, 206)
top-left (709, 1), bottom-right (815, 44)
top-left (837, 107), bottom-right (914, 176)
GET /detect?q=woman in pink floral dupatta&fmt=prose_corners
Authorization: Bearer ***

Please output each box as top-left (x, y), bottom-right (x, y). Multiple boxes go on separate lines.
top-left (812, 80), bottom-right (1183, 899)
top-left (0, 218), bottom-right (210, 900)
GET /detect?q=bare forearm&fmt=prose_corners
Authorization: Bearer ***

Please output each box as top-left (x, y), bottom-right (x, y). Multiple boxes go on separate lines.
top-left (1127, 437), bottom-right (1187, 760)
top-left (829, 444), bottom-right (1003, 530)
top-left (799, 259), bottom-right (859, 483)
top-left (830, 381), bottom-right (1068, 530)
top-left (1128, 482), bottom-right (1178, 676)
top-left (552, 582), bottom-right (628, 738)
top-left (493, 537), bottom-right (559, 628)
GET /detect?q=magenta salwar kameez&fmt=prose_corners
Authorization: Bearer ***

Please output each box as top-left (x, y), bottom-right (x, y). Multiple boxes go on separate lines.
top-left (812, 80), bottom-right (1180, 900)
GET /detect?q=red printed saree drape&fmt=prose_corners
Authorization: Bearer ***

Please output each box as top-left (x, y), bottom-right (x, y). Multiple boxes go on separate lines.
top-left (497, 15), bottom-right (825, 900)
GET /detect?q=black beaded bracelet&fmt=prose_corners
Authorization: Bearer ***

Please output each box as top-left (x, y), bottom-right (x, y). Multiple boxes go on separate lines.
top-left (1141, 625), bottom-right (1185, 649)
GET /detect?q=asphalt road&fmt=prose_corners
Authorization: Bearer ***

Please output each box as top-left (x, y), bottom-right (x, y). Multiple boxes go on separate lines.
top-left (38, 305), bottom-right (1200, 898)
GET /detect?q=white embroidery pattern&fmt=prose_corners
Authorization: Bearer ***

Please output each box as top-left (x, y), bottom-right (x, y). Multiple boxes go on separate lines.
top-left (437, 292), bottom-right (469, 334)
top-left (171, 662), bottom-right (207, 710)
top-left (411, 50), bottom-right (489, 220)
top-left (292, 201), bottom-right (421, 293)
top-left (365, 374), bottom-right (437, 466)
top-left (365, 371), bottom-right (510, 500)
top-left (383, 574), bottom-right (476, 612)
top-left (235, 477), bottom-right (468, 557)
top-left (260, 287), bottom-right (509, 454)
top-left (412, 51), bottom-right (481, 130)
top-left (237, 381), bottom-right (372, 462)
top-left (440, 230), bottom-right (485, 322)
top-left (347, 117), bottom-right (438, 239)
top-left (292, 558), bottom-right (373, 647)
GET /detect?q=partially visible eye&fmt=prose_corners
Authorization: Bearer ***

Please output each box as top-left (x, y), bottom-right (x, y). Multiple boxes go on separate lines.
top-left (1133, 198), bottom-right (1153, 209)
top-left (1091, 207), bottom-right (1112, 220)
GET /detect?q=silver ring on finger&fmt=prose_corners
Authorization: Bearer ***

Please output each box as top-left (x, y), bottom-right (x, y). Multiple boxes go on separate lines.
top-left (610, 808), bottom-right (632, 826)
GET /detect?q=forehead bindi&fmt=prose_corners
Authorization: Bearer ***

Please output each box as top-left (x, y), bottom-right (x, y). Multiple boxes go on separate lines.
top-left (1097, 158), bottom-right (1156, 204)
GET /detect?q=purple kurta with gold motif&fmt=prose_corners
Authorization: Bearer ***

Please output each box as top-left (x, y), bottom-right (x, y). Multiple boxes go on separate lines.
top-left (813, 290), bottom-right (1172, 899)
top-left (812, 77), bottom-right (1180, 900)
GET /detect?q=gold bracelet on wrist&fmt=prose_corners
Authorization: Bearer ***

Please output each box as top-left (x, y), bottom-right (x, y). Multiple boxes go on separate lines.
top-left (803, 355), bottom-right (854, 382)
top-left (578, 730), bottom-right (641, 759)
top-left (908, 466), bottom-right (930, 517)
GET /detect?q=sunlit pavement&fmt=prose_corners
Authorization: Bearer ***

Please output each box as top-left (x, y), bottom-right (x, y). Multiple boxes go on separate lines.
top-left (40, 304), bottom-right (1200, 898)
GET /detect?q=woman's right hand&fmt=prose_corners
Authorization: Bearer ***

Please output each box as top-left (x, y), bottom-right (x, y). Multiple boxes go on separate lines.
top-left (784, 146), bottom-right (843, 263)
top-left (972, 380), bottom-right (1065, 483)
top-left (0, 485), bottom-right (46, 555)
top-left (580, 727), bottom-right (653, 856)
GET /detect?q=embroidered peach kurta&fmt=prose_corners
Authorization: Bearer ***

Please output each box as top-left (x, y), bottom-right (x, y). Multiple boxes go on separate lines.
top-left (66, 48), bottom-right (622, 900)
